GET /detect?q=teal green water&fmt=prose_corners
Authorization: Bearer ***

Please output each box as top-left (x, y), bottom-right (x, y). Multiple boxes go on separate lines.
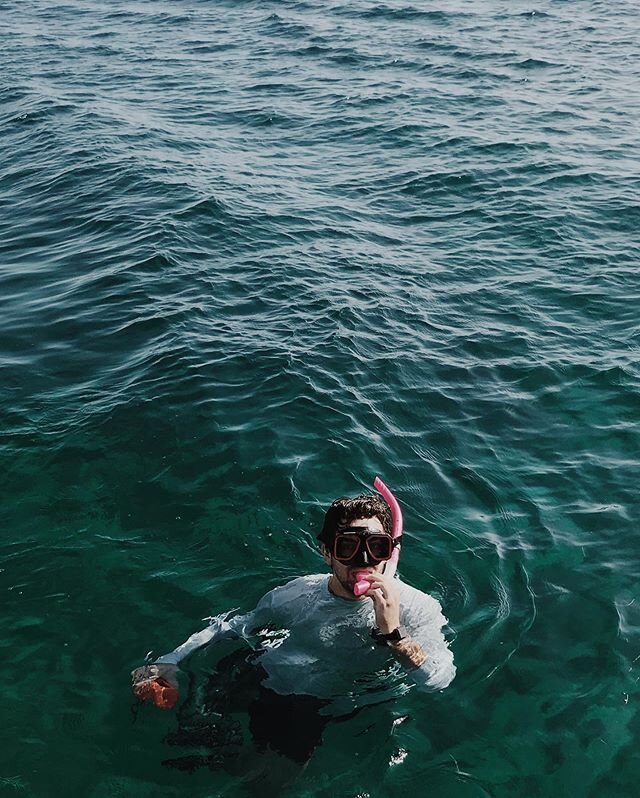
top-left (1, 0), bottom-right (639, 795)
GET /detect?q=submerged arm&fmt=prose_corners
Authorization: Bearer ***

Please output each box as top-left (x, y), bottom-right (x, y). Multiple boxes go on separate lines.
top-left (400, 594), bottom-right (456, 690)
top-left (131, 586), bottom-right (285, 708)
top-left (131, 614), bottom-right (238, 707)
top-left (363, 574), bottom-right (429, 667)
top-left (364, 574), bottom-right (454, 687)
top-left (153, 614), bottom-right (237, 665)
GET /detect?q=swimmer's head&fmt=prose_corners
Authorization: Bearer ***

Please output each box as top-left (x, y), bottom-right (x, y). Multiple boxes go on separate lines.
top-left (318, 494), bottom-right (392, 547)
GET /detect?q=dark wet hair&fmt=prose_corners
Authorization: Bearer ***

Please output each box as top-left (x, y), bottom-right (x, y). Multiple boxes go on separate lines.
top-left (318, 494), bottom-right (392, 546)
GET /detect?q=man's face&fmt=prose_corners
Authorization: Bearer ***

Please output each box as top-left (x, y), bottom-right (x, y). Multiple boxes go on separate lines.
top-left (322, 515), bottom-right (390, 596)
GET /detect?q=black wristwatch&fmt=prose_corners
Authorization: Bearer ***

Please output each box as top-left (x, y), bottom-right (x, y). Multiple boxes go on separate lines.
top-left (371, 627), bottom-right (405, 645)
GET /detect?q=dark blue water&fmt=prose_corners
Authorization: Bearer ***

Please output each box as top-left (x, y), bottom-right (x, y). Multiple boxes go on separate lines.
top-left (1, 1), bottom-right (639, 796)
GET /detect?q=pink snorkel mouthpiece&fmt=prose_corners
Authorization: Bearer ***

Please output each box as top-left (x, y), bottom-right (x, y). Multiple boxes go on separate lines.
top-left (353, 571), bottom-right (371, 597)
top-left (353, 476), bottom-right (403, 596)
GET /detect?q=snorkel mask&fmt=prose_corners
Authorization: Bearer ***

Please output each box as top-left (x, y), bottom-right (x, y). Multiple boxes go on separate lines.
top-left (332, 526), bottom-right (401, 565)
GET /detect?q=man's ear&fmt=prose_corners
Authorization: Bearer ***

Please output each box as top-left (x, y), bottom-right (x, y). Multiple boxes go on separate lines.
top-left (320, 542), bottom-right (332, 566)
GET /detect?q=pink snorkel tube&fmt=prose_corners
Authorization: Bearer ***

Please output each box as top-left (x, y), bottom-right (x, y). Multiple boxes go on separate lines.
top-left (353, 476), bottom-right (403, 596)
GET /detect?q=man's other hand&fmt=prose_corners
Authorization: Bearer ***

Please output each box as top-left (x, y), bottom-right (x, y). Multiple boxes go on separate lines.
top-left (131, 663), bottom-right (179, 709)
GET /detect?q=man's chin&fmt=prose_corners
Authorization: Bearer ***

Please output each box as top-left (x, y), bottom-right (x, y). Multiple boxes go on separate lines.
top-left (332, 564), bottom-right (376, 595)
top-left (338, 571), bottom-right (363, 592)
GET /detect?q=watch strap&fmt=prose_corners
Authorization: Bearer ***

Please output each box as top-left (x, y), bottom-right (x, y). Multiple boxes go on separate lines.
top-left (371, 627), bottom-right (405, 644)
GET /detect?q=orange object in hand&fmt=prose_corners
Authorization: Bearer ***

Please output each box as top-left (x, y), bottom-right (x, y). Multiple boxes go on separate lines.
top-left (134, 677), bottom-right (179, 710)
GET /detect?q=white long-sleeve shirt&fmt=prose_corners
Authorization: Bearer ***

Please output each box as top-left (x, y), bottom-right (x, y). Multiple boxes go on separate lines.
top-left (156, 574), bottom-right (455, 715)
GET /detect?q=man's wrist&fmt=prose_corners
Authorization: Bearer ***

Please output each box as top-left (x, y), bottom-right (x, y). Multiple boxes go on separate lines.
top-left (371, 626), bottom-right (404, 645)
top-left (374, 617), bottom-right (402, 635)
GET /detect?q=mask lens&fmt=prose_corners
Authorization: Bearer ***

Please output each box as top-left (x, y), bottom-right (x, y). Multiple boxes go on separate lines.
top-left (333, 534), bottom-right (361, 561)
top-left (367, 535), bottom-right (393, 561)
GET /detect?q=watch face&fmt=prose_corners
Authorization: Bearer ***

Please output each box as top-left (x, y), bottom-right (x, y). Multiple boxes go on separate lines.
top-left (372, 627), bottom-right (403, 642)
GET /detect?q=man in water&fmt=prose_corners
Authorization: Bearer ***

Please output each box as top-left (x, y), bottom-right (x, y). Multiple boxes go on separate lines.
top-left (132, 493), bottom-right (455, 764)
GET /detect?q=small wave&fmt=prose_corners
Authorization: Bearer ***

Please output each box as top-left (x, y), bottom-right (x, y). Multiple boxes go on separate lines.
top-left (512, 57), bottom-right (559, 69)
top-left (352, 5), bottom-right (457, 23)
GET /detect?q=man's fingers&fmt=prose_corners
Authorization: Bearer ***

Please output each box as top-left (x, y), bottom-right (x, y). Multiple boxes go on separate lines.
top-left (131, 665), bottom-right (159, 685)
top-left (364, 580), bottom-right (397, 607)
top-left (133, 678), bottom-right (156, 701)
top-left (363, 585), bottom-right (386, 603)
top-left (363, 577), bottom-right (388, 596)
top-left (132, 663), bottom-right (178, 687)
top-left (133, 677), bottom-right (179, 709)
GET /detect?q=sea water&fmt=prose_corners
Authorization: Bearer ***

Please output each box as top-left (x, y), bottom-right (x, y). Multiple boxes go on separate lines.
top-left (1, 1), bottom-right (638, 796)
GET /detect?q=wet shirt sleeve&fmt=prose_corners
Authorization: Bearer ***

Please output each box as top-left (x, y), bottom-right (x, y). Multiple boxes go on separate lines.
top-left (399, 585), bottom-right (456, 690)
top-left (153, 583), bottom-right (292, 665)
top-left (153, 614), bottom-right (240, 665)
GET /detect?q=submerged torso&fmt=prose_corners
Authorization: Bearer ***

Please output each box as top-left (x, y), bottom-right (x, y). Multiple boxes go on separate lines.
top-left (227, 574), bottom-right (454, 715)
